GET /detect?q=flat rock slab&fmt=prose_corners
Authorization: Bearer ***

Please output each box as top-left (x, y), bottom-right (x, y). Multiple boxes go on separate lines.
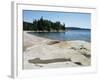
top-left (23, 31), bottom-right (91, 69)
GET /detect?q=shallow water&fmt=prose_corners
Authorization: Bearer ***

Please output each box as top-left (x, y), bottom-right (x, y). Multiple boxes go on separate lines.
top-left (28, 30), bottom-right (91, 42)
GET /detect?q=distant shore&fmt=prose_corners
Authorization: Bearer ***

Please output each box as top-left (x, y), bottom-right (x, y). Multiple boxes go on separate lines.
top-left (23, 30), bottom-right (67, 32)
top-left (23, 31), bottom-right (91, 69)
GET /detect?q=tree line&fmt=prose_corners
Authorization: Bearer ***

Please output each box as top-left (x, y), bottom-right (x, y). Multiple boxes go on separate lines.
top-left (23, 17), bottom-right (66, 32)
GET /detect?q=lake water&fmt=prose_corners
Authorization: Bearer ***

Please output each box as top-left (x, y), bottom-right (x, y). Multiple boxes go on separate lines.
top-left (28, 30), bottom-right (91, 42)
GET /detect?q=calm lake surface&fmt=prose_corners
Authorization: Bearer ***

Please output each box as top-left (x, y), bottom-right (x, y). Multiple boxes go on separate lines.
top-left (28, 30), bottom-right (91, 42)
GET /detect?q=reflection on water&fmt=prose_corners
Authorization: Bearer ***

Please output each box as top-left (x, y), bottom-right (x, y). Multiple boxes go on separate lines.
top-left (28, 30), bottom-right (91, 42)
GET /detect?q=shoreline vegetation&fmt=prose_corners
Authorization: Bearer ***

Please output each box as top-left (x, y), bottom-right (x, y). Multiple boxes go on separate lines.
top-left (23, 17), bottom-right (90, 32)
top-left (23, 30), bottom-right (67, 32)
top-left (23, 17), bottom-right (66, 32)
top-left (23, 31), bottom-right (91, 69)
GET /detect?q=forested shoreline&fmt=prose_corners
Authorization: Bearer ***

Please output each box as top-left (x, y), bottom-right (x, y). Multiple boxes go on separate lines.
top-left (23, 17), bottom-right (66, 32)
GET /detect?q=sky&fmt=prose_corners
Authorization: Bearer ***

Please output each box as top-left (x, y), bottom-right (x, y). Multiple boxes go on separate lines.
top-left (23, 10), bottom-right (91, 29)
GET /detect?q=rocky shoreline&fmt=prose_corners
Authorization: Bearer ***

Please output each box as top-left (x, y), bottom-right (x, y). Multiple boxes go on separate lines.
top-left (23, 31), bottom-right (91, 69)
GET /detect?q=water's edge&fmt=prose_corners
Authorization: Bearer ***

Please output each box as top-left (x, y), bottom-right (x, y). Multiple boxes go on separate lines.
top-left (27, 30), bottom-right (91, 42)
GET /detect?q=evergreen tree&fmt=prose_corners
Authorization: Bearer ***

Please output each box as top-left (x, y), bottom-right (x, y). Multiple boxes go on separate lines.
top-left (23, 17), bottom-right (66, 32)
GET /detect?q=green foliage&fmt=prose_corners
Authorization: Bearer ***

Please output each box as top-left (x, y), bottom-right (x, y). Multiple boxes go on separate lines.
top-left (23, 17), bottom-right (66, 32)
